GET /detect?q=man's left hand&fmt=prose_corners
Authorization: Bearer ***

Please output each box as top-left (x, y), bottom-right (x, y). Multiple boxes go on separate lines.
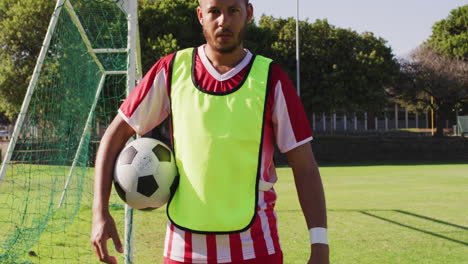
top-left (308, 244), bottom-right (329, 264)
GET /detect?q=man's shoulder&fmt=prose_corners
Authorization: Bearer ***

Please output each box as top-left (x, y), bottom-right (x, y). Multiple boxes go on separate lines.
top-left (151, 47), bottom-right (197, 70)
top-left (268, 63), bottom-right (291, 83)
top-left (250, 53), bottom-right (285, 72)
top-left (156, 52), bottom-right (177, 68)
top-left (144, 52), bottom-right (177, 77)
top-left (249, 53), bottom-right (288, 77)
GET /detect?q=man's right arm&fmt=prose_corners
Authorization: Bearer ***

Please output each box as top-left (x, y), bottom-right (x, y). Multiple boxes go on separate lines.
top-left (90, 53), bottom-right (173, 263)
top-left (91, 114), bottom-right (135, 264)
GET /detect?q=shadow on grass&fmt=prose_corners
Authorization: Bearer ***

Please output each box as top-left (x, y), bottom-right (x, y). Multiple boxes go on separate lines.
top-left (280, 209), bottom-right (468, 246)
top-left (316, 161), bottom-right (468, 167)
top-left (394, 210), bottom-right (468, 231)
top-left (360, 211), bottom-right (468, 246)
top-left (274, 161), bottom-right (468, 168)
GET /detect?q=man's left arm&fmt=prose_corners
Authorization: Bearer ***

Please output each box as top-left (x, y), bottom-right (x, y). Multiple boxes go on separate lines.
top-left (286, 142), bottom-right (329, 264)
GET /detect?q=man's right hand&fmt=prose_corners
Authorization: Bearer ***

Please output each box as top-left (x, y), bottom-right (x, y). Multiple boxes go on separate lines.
top-left (91, 115), bottom-right (134, 263)
top-left (91, 211), bottom-right (123, 264)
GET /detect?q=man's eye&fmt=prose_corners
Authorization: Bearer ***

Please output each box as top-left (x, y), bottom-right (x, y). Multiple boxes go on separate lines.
top-left (209, 9), bottom-right (220, 14)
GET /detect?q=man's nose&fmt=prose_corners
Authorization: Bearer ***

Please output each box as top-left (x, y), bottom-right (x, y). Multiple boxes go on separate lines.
top-left (218, 11), bottom-right (231, 27)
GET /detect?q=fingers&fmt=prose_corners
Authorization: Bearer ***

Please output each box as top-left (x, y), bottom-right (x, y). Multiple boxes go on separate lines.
top-left (92, 230), bottom-right (122, 263)
top-left (92, 240), bottom-right (103, 261)
top-left (109, 256), bottom-right (118, 264)
top-left (100, 237), bottom-right (112, 263)
top-left (111, 228), bottom-right (124, 253)
top-left (92, 236), bottom-right (116, 264)
top-left (91, 213), bottom-right (122, 263)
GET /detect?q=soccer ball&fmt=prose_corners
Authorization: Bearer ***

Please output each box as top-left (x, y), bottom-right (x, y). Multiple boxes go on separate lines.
top-left (113, 137), bottom-right (178, 210)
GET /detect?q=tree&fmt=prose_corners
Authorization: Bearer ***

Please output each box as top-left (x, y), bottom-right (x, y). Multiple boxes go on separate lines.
top-left (258, 17), bottom-right (399, 115)
top-left (0, 0), bottom-right (202, 122)
top-left (0, 0), bottom-right (400, 125)
top-left (392, 45), bottom-right (468, 137)
top-left (0, 0), bottom-right (55, 121)
top-left (426, 5), bottom-right (468, 60)
top-left (139, 0), bottom-right (202, 72)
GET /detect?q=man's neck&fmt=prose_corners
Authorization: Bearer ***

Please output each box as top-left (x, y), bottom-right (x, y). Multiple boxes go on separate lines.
top-left (204, 44), bottom-right (247, 75)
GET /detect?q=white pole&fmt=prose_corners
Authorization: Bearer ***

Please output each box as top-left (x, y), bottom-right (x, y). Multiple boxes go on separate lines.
top-left (124, 0), bottom-right (140, 262)
top-left (126, 1), bottom-right (137, 95)
top-left (58, 74), bottom-right (107, 208)
top-left (354, 113), bottom-right (357, 130)
top-left (105, 71), bottom-right (128, 75)
top-left (395, 104), bottom-right (399, 129)
top-left (0, 0), bottom-right (66, 187)
top-left (343, 114), bottom-right (347, 131)
top-left (333, 112), bottom-right (336, 131)
top-left (415, 113), bottom-right (419, 129)
top-left (385, 112), bottom-right (388, 130)
top-left (125, 204), bottom-right (134, 264)
top-left (364, 112), bottom-right (368, 130)
top-left (295, 0), bottom-right (301, 96)
top-left (405, 108), bottom-right (409, 129)
top-left (312, 113), bottom-right (316, 131)
top-left (135, 15), bottom-right (143, 80)
top-left (322, 113), bottom-right (326, 131)
top-left (92, 48), bottom-right (128, 53)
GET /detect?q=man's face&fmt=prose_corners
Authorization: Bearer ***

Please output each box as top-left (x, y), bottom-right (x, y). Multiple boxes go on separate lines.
top-left (197, 0), bottom-right (253, 54)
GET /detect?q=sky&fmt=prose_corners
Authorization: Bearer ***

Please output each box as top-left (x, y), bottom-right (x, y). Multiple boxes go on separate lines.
top-left (252, 0), bottom-right (466, 58)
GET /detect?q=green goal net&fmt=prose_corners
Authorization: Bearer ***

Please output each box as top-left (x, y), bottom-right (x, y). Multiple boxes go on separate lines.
top-left (0, 0), bottom-right (140, 263)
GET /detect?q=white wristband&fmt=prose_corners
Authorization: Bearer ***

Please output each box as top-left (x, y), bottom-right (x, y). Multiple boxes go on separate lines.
top-left (309, 227), bottom-right (328, 245)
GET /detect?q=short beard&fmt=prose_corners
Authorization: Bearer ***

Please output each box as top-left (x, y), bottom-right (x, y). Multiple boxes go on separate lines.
top-left (203, 23), bottom-right (247, 54)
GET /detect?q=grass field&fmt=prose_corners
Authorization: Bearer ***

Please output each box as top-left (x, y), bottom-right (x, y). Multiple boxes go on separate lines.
top-left (1, 163), bottom-right (467, 263)
top-left (276, 163), bottom-right (468, 264)
top-left (130, 163), bottom-right (468, 264)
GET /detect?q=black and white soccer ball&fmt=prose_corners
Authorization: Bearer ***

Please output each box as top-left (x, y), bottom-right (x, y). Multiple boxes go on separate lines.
top-left (114, 138), bottom-right (178, 210)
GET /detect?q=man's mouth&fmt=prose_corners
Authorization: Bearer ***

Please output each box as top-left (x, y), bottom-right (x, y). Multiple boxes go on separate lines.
top-left (217, 34), bottom-right (232, 40)
top-left (216, 30), bottom-right (233, 40)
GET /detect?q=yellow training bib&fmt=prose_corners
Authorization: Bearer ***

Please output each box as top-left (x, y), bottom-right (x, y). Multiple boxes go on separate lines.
top-left (167, 48), bottom-right (272, 234)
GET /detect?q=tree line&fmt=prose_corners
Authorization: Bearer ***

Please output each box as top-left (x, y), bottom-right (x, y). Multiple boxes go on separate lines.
top-left (392, 5), bottom-right (468, 136)
top-left (0, 0), bottom-right (466, 137)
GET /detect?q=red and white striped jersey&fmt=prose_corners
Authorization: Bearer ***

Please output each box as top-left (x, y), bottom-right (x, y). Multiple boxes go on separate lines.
top-left (119, 45), bottom-right (312, 263)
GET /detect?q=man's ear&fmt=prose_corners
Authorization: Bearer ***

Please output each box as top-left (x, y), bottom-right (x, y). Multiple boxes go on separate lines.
top-left (246, 3), bottom-right (253, 23)
top-left (197, 6), bottom-right (204, 26)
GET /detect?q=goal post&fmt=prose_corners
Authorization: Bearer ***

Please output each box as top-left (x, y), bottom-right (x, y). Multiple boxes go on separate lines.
top-left (0, 0), bottom-right (141, 263)
top-left (0, 0), bottom-right (66, 188)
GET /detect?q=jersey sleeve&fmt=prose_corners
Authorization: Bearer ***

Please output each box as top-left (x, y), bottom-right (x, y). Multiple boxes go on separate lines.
top-left (118, 53), bottom-right (175, 135)
top-left (270, 64), bottom-right (313, 153)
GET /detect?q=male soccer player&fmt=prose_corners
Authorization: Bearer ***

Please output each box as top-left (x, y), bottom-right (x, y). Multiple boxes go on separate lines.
top-left (91, 0), bottom-right (329, 263)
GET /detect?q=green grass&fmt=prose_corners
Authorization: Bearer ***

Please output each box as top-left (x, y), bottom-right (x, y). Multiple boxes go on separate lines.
top-left (1, 163), bottom-right (467, 263)
top-left (277, 164), bottom-right (468, 264)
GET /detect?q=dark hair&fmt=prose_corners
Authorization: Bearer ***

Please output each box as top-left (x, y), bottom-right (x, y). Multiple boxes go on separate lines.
top-left (198, 0), bottom-right (249, 6)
